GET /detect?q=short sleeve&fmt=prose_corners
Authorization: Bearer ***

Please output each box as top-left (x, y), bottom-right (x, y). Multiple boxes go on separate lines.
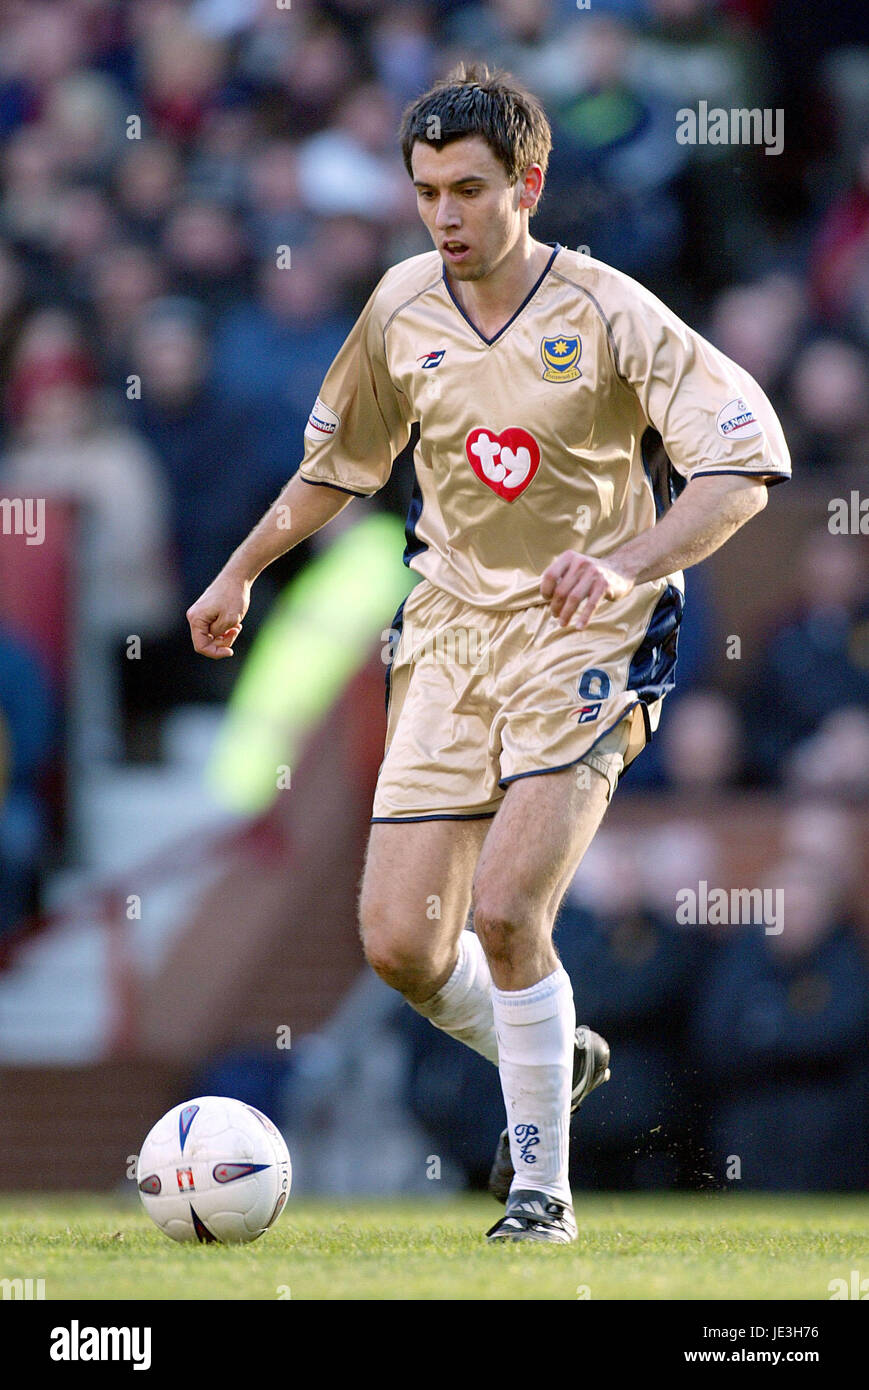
top-left (298, 280), bottom-right (412, 497)
top-left (608, 280), bottom-right (791, 486)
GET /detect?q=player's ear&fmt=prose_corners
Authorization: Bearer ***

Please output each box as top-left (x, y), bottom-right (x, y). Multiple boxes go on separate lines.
top-left (518, 164), bottom-right (544, 213)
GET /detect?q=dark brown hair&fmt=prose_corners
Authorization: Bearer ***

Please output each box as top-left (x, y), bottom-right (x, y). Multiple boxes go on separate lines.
top-left (399, 62), bottom-right (551, 200)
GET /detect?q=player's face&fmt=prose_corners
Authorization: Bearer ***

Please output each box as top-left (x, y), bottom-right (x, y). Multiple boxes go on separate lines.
top-left (411, 136), bottom-right (538, 282)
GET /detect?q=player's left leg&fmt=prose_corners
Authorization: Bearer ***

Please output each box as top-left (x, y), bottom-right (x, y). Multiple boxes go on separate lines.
top-left (471, 759), bottom-right (613, 1241)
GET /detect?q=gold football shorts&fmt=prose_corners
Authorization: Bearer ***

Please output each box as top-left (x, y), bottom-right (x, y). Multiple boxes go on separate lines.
top-left (371, 577), bottom-right (682, 821)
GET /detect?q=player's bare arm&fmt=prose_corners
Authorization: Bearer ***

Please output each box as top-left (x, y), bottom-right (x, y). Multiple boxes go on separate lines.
top-left (186, 472), bottom-right (351, 659)
top-left (541, 473), bottom-right (768, 629)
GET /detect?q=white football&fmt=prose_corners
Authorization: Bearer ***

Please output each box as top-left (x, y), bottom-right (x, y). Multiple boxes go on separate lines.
top-left (137, 1096), bottom-right (291, 1244)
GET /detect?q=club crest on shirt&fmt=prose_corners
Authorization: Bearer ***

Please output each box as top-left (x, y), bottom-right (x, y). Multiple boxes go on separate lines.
top-left (541, 334), bottom-right (582, 382)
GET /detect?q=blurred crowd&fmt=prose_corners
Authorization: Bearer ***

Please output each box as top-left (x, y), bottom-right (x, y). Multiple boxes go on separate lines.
top-left (0, 0), bottom-right (866, 1184)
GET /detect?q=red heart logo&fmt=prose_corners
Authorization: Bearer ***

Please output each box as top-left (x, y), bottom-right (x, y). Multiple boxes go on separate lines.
top-left (465, 426), bottom-right (541, 501)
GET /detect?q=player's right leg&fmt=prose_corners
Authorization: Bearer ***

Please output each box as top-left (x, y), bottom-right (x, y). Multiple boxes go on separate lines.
top-left (358, 817), bottom-right (498, 1060)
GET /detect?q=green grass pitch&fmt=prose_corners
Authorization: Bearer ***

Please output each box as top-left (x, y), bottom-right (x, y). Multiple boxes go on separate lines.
top-left (2, 1193), bottom-right (868, 1301)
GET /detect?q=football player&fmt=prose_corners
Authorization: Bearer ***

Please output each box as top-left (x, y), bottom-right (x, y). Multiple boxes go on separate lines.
top-left (188, 64), bottom-right (790, 1243)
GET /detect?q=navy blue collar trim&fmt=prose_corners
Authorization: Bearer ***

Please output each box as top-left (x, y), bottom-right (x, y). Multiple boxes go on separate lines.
top-left (441, 242), bottom-right (561, 346)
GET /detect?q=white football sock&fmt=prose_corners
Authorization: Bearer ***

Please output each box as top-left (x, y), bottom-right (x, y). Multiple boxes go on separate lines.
top-left (492, 965), bottom-right (575, 1205)
top-left (408, 930), bottom-right (499, 1064)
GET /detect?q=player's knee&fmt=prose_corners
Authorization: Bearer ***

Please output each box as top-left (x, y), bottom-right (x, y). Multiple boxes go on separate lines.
top-left (360, 925), bottom-right (433, 997)
top-left (472, 892), bottom-right (529, 966)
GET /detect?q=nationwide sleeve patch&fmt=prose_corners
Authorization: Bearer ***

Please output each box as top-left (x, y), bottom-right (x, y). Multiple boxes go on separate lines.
top-left (305, 397), bottom-right (340, 442)
top-left (716, 397), bottom-right (763, 440)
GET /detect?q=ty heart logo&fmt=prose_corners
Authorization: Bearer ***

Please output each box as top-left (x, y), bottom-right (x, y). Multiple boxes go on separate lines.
top-left (465, 426), bottom-right (541, 501)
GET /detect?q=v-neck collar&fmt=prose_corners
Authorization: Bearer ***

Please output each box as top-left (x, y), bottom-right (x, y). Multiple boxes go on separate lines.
top-left (441, 242), bottom-right (561, 346)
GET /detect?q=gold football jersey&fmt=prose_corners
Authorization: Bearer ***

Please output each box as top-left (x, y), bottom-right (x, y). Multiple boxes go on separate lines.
top-left (299, 244), bottom-right (791, 611)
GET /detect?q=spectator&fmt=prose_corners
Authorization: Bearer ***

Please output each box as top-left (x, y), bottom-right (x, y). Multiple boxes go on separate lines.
top-left (744, 531), bottom-right (869, 783)
top-left (296, 84), bottom-right (408, 221)
top-left (131, 295), bottom-right (266, 608)
top-left (0, 324), bottom-right (176, 644)
top-left (1, 123), bottom-right (63, 254)
top-left (0, 624), bottom-right (54, 937)
top-left (657, 689), bottom-right (746, 795)
top-left (707, 273), bottom-right (807, 395)
top-left (243, 19), bottom-right (356, 139)
top-left (42, 71), bottom-right (126, 180)
top-left (137, 8), bottom-right (230, 144)
top-left (0, 2), bottom-right (88, 113)
top-left (113, 138), bottom-right (185, 240)
top-left (785, 337), bottom-right (869, 479)
top-left (160, 197), bottom-right (250, 311)
top-left (186, 105), bottom-right (259, 208)
top-left (690, 856), bottom-right (869, 1190)
top-left (781, 799), bottom-right (862, 892)
top-left (370, 7), bottom-right (437, 105)
top-left (86, 242), bottom-right (169, 377)
top-left (210, 243), bottom-right (353, 487)
top-left (0, 244), bottom-right (29, 448)
top-left (240, 138), bottom-right (306, 260)
top-left (539, 16), bottom-right (690, 277)
top-left (52, 186), bottom-right (120, 301)
top-left (785, 707), bottom-right (869, 802)
top-left (810, 140), bottom-right (869, 323)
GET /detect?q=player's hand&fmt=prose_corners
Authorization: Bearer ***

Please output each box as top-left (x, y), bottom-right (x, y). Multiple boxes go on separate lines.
top-left (186, 572), bottom-right (251, 659)
top-left (540, 551), bottom-right (635, 629)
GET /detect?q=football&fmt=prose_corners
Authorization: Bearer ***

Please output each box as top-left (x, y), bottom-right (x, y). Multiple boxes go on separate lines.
top-left (136, 1096), bottom-right (292, 1244)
